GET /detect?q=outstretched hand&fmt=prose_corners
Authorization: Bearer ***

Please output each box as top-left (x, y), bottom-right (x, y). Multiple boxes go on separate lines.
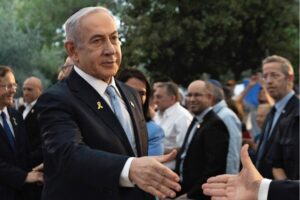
top-left (129, 149), bottom-right (181, 199)
top-left (202, 144), bottom-right (263, 200)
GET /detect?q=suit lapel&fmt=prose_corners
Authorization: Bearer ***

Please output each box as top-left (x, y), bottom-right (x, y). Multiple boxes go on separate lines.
top-left (115, 81), bottom-right (146, 157)
top-left (259, 95), bottom-right (299, 157)
top-left (67, 71), bottom-right (135, 156)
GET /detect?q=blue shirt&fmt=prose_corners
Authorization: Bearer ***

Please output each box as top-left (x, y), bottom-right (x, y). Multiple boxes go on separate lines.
top-left (146, 120), bottom-right (165, 156)
top-left (213, 100), bottom-right (242, 174)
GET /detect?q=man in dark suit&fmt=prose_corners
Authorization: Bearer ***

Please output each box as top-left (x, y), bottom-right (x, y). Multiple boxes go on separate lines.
top-left (0, 66), bottom-right (43, 200)
top-left (175, 80), bottom-right (229, 200)
top-left (19, 76), bottom-right (43, 166)
top-left (255, 55), bottom-right (299, 178)
top-left (36, 7), bottom-right (181, 200)
top-left (202, 144), bottom-right (299, 200)
top-left (18, 76), bottom-right (43, 200)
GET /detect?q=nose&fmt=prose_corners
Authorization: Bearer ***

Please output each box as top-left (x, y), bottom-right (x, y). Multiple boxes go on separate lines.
top-left (103, 39), bottom-right (116, 56)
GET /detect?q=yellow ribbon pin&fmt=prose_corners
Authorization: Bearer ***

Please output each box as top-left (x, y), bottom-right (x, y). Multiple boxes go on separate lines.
top-left (97, 101), bottom-right (103, 109)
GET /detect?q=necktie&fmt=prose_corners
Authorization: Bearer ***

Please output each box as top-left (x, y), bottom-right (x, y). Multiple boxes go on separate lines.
top-left (179, 117), bottom-right (199, 180)
top-left (106, 85), bottom-right (136, 154)
top-left (1, 112), bottom-right (16, 151)
top-left (256, 107), bottom-right (276, 167)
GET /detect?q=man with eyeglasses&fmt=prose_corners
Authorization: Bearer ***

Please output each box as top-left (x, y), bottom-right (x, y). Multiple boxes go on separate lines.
top-left (0, 66), bottom-right (43, 200)
top-left (174, 80), bottom-right (229, 199)
top-left (255, 55), bottom-right (299, 181)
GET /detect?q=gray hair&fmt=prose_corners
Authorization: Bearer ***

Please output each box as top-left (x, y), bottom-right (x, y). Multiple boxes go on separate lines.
top-left (64, 7), bottom-right (114, 47)
top-left (205, 81), bottom-right (224, 104)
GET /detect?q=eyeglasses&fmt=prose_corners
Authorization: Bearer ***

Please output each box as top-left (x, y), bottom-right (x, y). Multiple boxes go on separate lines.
top-left (0, 83), bottom-right (18, 91)
top-left (262, 72), bottom-right (282, 81)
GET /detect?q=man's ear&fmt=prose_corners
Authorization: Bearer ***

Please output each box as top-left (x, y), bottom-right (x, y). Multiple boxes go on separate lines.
top-left (64, 41), bottom-right (79, 63)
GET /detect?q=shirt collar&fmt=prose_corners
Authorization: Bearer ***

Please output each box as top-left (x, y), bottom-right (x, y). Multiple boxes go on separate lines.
top-left (159, 102), bottom-right (180, 117)
top-left (213, 100), bottom-right (227, 113)
top-left (25, 99), bottom-right (37, 107)
top-left (274, 91), bottom-right (295, 114)
top-left (195, 107), bottom-right (212, 123)
top-left (0, 107), bottom-right (9, 117)
top-left (74, 65), bottom-right (120, 97)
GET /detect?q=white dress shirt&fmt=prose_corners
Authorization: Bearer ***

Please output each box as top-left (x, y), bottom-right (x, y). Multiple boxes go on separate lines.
top-left (154, 102), bottom-right (193, 169)
top-left (258, 178), bottom-right (272, 200)
top-left (22, 100), bottom-right (37, 119)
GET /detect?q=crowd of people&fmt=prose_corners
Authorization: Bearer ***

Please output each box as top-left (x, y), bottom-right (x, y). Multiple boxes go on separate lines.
top-left (0, 6), bottom-right (298, 200)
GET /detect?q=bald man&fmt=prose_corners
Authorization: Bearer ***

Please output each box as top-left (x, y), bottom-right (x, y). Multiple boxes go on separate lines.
top-left (19, 76), bottom-right (43, 165)
top-left (18, 76), bottom-right (44, 200)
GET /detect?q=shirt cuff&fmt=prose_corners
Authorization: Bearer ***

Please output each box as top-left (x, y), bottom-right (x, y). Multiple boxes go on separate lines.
top-left (258, 178), bottom-right (272, 200)
top-left (119, 157), bottom-right (135, 187)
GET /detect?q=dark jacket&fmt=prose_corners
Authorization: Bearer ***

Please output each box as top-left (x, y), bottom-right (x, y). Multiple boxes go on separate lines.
top-left (36, 70), bottom-right (152, 200)
top-left (0, 107), bottom-right (32, 200)
top-left (175, 110), bottom-right (229, 200)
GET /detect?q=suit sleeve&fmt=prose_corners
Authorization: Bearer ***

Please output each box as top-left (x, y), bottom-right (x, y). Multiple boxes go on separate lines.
top-left (37, 91), bottom-right (129, 189)
top-left (268, 180), bottom-right (300, 200)
top-left (187, 120), bottom-right (229, 198)
top-left (0, 157), bottom-right (28, 189)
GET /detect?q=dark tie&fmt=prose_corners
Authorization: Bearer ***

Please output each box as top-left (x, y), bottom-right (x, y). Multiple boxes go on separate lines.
top-left (256, 106), bottom-right (276, 167)
top-left (106, 85), bottom-right (135, 153)
top-left (178, 117), bottom-right (199, 180)
top-left (1, 112), bottom-right (16, 151)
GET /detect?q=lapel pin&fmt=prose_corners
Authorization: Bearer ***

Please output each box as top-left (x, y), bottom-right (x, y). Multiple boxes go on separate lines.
top-left (130, 101), bottom-right (135, 108)
top-left (196, 124), bottom-right (201, 128)
top-left (12, 117), bottom-right (18, 126)
top-left (97, 101), bottom-right (103, 109)
top-left (31, 109), bottom-right (35, 113)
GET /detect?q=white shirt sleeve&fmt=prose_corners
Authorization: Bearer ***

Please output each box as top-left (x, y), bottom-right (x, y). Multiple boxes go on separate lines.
top-left (258, 178), bottom-right (272, 200)
top-left (119, 157), bottom-right (135, 187)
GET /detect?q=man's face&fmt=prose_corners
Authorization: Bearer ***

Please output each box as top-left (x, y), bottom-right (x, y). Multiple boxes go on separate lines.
top-left (0, 72), bottom-right (17, 109)
top-left (154, 86), bottom-right (174, 112)
top-left (256, 105), bottom-right (270, 129)
top-left (186, 81), bottom-right (211, 115)
top-left (23, 79), bottom-right (42, 104)
top-left (68, 11), bottom-right (122, 83)
top-left (262, 62), bottom-right (292, 102)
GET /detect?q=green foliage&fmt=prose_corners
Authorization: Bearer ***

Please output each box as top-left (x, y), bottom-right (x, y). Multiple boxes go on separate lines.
top-left (0, 0), bottom-right (298, 87)
top-left (120, 0), bottom-right (299, 86)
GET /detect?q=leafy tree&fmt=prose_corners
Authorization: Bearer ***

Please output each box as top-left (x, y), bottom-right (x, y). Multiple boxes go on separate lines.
top-left (120, 0), bottom-right (299, 86)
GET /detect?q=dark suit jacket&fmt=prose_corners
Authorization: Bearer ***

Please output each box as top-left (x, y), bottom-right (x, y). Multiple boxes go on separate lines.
top-left (19, 104), bottom-right (43, 166)
top-left (36, 70), bottom-right (152, 200)
top-left (268, 180), bottom-right (300, 200)
top-left (0, 107), bottom-right (32, 200)
top-left (256, 95), bottom-right (299, 178)
top-left (175, 110), bottom-right (229, 200)
top-left (269, 108), bottom-right (299, 180)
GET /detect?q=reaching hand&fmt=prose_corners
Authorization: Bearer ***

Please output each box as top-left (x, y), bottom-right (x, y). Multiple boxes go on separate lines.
top-left (25, 170), bottom-right (44, 184)
top-left (32, 163), bottom-right (44, 172)
top-left (202, 144), bottom-right (263, 200)
top-left (129, 149), bottom-right (181, 199)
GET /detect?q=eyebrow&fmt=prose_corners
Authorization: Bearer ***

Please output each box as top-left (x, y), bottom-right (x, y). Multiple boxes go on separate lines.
top-left (90, 31), bottom-right (119, 39)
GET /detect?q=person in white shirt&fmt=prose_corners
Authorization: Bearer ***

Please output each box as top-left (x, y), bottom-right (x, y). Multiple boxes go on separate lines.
top-left (202, 144), bottom-right (299, 200)
top-left (153, 81), bottom-right (193, 169)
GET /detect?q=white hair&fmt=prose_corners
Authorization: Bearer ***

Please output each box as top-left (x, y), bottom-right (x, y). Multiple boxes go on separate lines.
top-left (64, 7), bottom-right (114, 46)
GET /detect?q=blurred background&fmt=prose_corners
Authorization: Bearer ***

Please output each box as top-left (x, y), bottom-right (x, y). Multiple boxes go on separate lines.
top-left (0, 0), bottom-right (298, 92)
